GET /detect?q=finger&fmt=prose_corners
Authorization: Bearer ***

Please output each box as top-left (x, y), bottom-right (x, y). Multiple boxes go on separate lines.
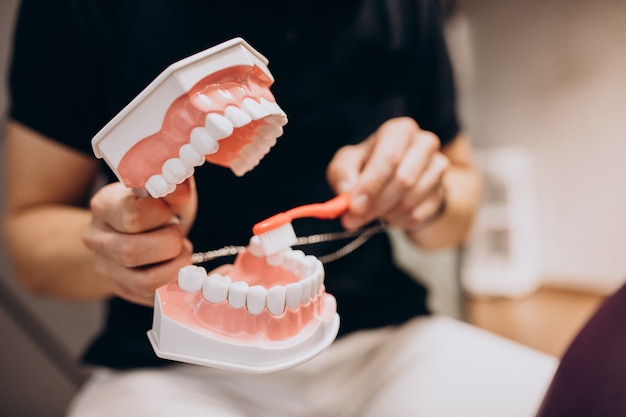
top-left (92, 257), bottom-right (155, 305)
top-left (87, 223), bottom-right (186, 268)
top-left (114, 261), bottom-right (233, 307)
top-left (349, 125), bottom-right (410, 215)
top-left (367, 130), bottom-right (441, 221)
top-left (326, 143), bottom-right (370, 195)
top-left (395, 130), bottom-right (441, 190)
top-left (90, 183), bottom-right (175, 233)
top-left (385, 185), bottom-right (445, 229)
top-left (384, 152), bottom-right (449, 225)
top-left (94, 239), bottom-right (194, 305)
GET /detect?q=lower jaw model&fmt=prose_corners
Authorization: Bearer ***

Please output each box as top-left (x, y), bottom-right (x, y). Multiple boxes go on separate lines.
top-left (148, 236), bottom-right (340, 374)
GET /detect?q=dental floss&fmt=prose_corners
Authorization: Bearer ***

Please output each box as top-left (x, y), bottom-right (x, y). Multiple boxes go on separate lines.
top-left (191, 223), bottom-right (386, 265)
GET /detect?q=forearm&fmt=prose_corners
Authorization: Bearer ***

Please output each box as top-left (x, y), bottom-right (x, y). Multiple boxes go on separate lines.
top-left (2, 204), bottom-right (114, 301)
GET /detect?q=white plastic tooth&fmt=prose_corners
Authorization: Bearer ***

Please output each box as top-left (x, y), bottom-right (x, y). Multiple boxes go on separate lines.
top-left (285, 283), bottom-right (302, 310)
top-left (252, 134), bottom-right (275, 151)
top-left (264, 115), bottom-right (289, 127)
top-left (311, 266), bottom-right (324, 297)
top-left (267, 286), bottom-right (286, 316)
top-left (300, 278), bottom-right (312, 304)
top-left (178, 265), bottom-right (207, 292)
top-left (257, 124), bottom-right (283, 141)
top-left (260, 97), bottom-right (288, 119)
top-left (238, 143), bottom-right (259, 161)
top-left (230, 159), bottom-right (253, 177)
top-left (283, 250), bottom-right (306, 272)
top-left (202, 274), bottom-right (231, 303)
top-left (145, 174), bottom-right (174, 198)
top-left (236, 85), bottom-right (251, 95)
top-left (247, 236), bottom-right (265, 257)
top-left (193, 93), bottom-right (213, 111)
top-left (246, 285), bottom-right (268, 315)
top-left (224, 105), bottom-right (252, 127)
top-left (228, 281), bottom-right (249, 309)
top-left (316, 262), bottom-right (325, 284)
top-left (190, 126), bottom-right (219, 155)
top-left (266, 248), bottom-right (289, 266)
top-left (242, 98), bottom-right (270, 120)
top-left (249, 157), bottom-right (263, 170)
top-left (162, 158), bottom-right (192, 184)
top-left (250, 143), bottom-right (270, 160)
top-left (229, 143), bottom-right (268, 177)
top-left (217, 89), bottom-right (233, 99)
top-left (236, 152), bottom-right (263, 172)
top-left (321, 294), bottom-right (337, 323)
top-left (296, 255), bottom-right (318, 277)
top-left (205, 113), bottom-right (234, 140)
top-left (179, 143), bottom-right (205, 167)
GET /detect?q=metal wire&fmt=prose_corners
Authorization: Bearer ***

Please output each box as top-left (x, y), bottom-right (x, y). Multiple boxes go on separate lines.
top-left (191, 223), bottom-right (386, 265)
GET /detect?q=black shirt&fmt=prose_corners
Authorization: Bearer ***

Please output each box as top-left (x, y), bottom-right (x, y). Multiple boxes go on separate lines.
top-left (10, 0), bottom-right (459, 369)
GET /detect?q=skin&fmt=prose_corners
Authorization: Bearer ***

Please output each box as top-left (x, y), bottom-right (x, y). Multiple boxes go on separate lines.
top-left (1, 117), bottom-right (480, 306)
top-left (328, 117), bottom-right (481, 249)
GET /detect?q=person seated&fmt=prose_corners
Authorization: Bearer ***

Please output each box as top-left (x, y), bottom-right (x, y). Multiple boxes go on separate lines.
top-left (2, 1), bottom-right (557, 415)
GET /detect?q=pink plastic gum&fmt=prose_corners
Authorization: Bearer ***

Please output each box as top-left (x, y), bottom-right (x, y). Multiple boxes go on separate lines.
top-left (91, 38), bottom-right (287, 198)
top-left (148, 244), bottom-right (340, 373)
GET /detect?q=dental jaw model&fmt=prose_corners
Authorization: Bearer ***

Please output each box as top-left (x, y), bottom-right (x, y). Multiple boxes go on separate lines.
top-left (148, 196), bottom-right (346, 373)
top-left (91, 37), bottom-right (287, 198)
top-left (90, 37), bottom-right (340, 373)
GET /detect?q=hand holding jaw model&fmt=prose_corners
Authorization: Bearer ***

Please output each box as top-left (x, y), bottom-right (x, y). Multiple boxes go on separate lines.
top-left (87, 38), bottom-right (339, 373)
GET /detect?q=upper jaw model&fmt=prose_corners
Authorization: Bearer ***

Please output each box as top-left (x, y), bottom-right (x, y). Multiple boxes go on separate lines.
top-left (148, 235), bottom-right (340, 374)
top-left (91, 37), bottom-right (287, 198)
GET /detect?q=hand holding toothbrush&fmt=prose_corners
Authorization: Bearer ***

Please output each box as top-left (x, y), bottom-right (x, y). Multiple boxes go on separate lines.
top-left (327, 117), bottom-right (449, 232)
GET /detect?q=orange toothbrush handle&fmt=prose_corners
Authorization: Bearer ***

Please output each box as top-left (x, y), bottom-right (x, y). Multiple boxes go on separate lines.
top-left (252, 194), bottom-right (350, 235)
top-left (285, 194), bottom-right (350, 220)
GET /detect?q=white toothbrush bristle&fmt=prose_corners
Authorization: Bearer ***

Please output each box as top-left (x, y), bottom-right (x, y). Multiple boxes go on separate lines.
top-left (256, 223), bottom-right (297, 255)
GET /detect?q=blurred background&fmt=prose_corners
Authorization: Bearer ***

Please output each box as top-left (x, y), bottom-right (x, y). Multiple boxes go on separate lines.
top-left (1, 0), bottom-right (625, 415)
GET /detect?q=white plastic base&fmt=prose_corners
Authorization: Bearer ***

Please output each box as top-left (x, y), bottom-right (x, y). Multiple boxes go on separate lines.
top-left (148, 292), bottom-right (340, 374)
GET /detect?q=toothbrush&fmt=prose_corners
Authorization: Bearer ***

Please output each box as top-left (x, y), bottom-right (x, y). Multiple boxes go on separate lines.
top-left (252, 194), bottom-right (351, 255)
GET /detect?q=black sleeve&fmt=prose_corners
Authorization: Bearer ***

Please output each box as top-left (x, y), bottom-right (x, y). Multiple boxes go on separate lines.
top-left (407, 0), bottom-right (460, 146)
top-left (8, 0), bottom-right (113, 155)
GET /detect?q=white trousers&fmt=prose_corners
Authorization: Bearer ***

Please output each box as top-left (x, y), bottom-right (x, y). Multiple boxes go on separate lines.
top-left (66, 315), bottom-right (557, 417)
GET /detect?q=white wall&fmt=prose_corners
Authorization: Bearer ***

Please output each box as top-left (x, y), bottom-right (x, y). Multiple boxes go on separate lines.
top-left (450, 0), bottom-right (626, 294)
